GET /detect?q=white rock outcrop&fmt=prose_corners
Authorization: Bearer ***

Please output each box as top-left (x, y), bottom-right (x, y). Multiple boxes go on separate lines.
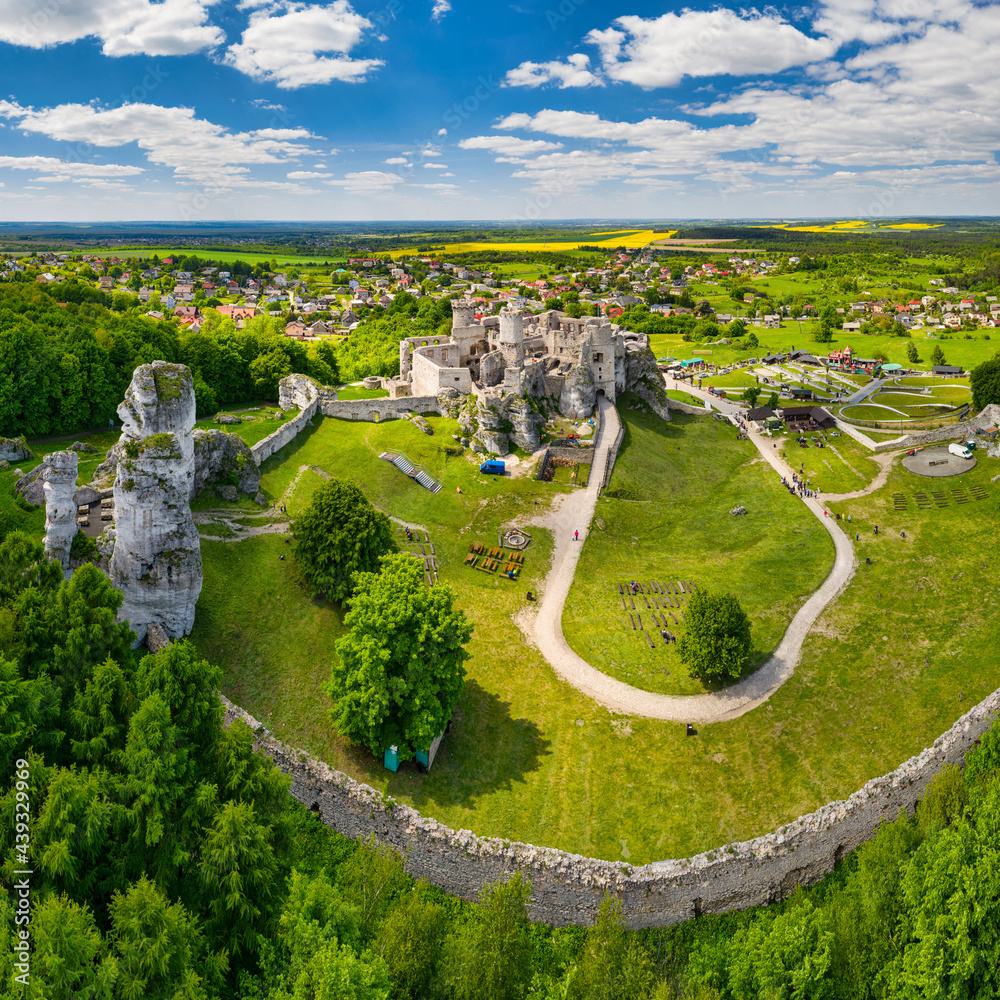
top-left (109, 361), bottom-right (202, 646)
top-left (42, 450), bottom-right (79, 568)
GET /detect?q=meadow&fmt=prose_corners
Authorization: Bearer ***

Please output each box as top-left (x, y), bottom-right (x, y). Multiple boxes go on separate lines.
top-left (562, 410), bottom-right (834, 695)
top-left (188, 409), bottom-right (1000, 865)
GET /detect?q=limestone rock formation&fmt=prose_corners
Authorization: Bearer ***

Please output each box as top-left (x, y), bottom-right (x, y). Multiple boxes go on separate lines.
top-left (559, 364), bottom-right (597, 420)
top-left (216, 413), bottom-right (242, 425)
top-left (42, 450), bottom-right (79, 568)
top-left (92, 444), bottom-right (122, 488)
top-left (459, 392), bottom-right (545, 456)
top-left (109, 361), bottom-right (202, 646)
top-left (69, 440), bottom-right (97, 453)
top-left (216, 485), bottom-right (238, 502)
top-left (192, 429), bottom-right (260, 496)
top-left (410, 414), bottom-right (433, 435)
top-left (0, 437), bottom-right (32, 463)
top-left (0, 460), bottom-right (8, 471)
top-left (14, 465), bottom-right (48, 506)
top-left (624, 344), bottom-right (671, 421)
top-left (279, 372), bottom-right (324, 410)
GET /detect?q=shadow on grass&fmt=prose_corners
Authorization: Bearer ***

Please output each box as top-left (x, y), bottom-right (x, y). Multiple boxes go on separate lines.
top-left (389, 679), bottom-right (553, 811)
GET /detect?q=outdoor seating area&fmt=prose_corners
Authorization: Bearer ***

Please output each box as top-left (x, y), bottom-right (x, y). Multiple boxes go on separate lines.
top-left (466, 544), bottom-right (526, 579)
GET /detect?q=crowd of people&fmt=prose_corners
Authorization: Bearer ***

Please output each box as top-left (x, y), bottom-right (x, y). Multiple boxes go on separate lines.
top-left (779, 473), bottom-right (821, 500)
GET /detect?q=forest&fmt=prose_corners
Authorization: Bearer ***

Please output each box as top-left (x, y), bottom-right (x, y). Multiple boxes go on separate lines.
top-left (1, 523), bottom-right (999, 999)
top-left (0, 285), bottom-right (454, 439)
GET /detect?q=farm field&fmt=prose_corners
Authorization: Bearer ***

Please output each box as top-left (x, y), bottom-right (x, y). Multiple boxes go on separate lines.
top-left (390, 229), bottom-right (670, 255)
top-left (189, 408), bottom-right (1000, 865)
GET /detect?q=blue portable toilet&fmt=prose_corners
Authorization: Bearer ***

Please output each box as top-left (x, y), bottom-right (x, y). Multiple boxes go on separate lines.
top-left (480, 460), bottom-right (505, 475)
top-left (383, 746), bottom-right (399, 772)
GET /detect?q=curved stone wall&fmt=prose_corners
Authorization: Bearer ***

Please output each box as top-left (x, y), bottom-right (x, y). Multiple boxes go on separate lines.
top-left (222, 686), bottom-right (999, 929)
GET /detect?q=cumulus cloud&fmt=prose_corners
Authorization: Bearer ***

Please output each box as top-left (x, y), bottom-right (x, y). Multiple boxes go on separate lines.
top-left (0, 0), bottom-right (223, 55)
top-left (225, 0), bottom-right (382, 88)
top-left (431, 0), bottom-right (450, 22)
top-left (384, 156), bottom-right (410, 165)
top-left (0, 155), bottom-right (143, 178)
top-left (423, 162), bottom-right (448, 169)
top-left (459, 135), bottom-right (564, 156)
top-left (504, 54), bottom-right (601, 89)
top-left (287, 169), bottom-right (331, 178)
top-left (0, 100), bottom-right (321, 188)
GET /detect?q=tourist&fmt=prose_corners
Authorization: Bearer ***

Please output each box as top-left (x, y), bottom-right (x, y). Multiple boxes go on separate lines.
top-left (574, 529), bottom-right (579, 541)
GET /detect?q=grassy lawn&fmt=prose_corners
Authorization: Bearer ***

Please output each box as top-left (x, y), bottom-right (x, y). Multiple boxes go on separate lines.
top-left (188, 407), bottom-right (1000, 868)
top-left (194, 408), bottom-right (295, 448)
top-left (777, 429), bottom-right (881, 495)
top-left (665, 389), bottom-right (705, 406)
top-left (561, 411), bottom-right (834, 695)
top-left (336, 386), bottom-right (390, 400)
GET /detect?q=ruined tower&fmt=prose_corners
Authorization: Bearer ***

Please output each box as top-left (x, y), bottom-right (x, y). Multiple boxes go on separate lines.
top-left (497, 307), bottom-right (524, 370)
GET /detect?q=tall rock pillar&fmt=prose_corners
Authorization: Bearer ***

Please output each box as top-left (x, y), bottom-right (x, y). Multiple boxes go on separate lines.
top-left (109, 361), bottom-right (202, 645)
top-left (42, 450), bottom-right (79, 568)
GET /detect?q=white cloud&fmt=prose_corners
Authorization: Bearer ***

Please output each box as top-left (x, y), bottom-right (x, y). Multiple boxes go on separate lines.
top-left (384, 156), bottom-right (410, 164)
top-left (0, 0), bottom-right (223, 56)
top-left (326, 170), bottom-right (404, 193)
top-left (225, 1), bottom-right (382, 88)
top-left (0, 155), bottom-right (143, 179)
top-left (287, 170), bottom-right (331, 178)
top-left (585, 11), bottom-right (837, 88)
top-left (0, 100), bottom-right (321, 188)
top-left (504, 54), bottom-right (601, 89)
top-left (436, 128), bottom-right (447, 136)
top-left (424, 162), bottom-right (448, 169)
top-left (431, 0), bottom-right (450, 22)
top-left (420, 146), bottom-right (442, 157)
top-left (459, 135), bottom-right (564, 156)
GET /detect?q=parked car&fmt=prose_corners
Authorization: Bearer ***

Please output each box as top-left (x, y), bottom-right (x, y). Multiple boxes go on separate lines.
top-left (948, 443), bottom-right (973, 459)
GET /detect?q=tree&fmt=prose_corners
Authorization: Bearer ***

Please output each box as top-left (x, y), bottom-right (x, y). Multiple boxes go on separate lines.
top-left (330, 554), bottom-right (471, 761)
top-left (930, 344), bottom-right (946, 366)
top-left (970, 351), bottom-right (1000, 409)
top-left (291, 479), bottom-right (397, 602)
top-left (767, 391), bottom-right (779, 410)
top-left (745, 330), bottom-right (759, 350)
top-left (249, 349), bottom-right (293, 398)
top-left (906, 340), bottom-right (921, 365)
top-left (568, 895), bottom-right (654, 1000)
top-left (442, 873), bottom-right (533, 1000)
top-left (109, 876), bottom-right (224, 1000)
top-left (741, 386), bottom-right (761, 408)
top-left (678, 590), bottom-right (752, 681)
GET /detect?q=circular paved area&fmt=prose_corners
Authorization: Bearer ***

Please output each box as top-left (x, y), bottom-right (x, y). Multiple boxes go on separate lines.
top-left (902, 446), bottom-right (977, 478)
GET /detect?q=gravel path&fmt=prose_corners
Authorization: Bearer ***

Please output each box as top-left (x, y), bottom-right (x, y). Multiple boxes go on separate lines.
top-left (518, 388), bottom-right (859, 723)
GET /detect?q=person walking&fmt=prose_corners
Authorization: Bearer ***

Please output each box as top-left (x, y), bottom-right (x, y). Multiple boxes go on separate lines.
top-left (574, 529), bottom-right (579, 541)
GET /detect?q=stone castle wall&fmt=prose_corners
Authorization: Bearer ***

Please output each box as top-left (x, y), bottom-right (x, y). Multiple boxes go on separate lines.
top-left (871, 404), bottom-right (1000, 453)
top-left (251, 398), bottom-right (319, 465)
top-left (219, 687), bottom-right (1000, 929)
top-left (319, 397), bottom-right (441, 422)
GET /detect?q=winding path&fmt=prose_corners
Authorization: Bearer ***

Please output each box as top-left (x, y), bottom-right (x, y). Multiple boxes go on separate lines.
top-left (517, 388), bottom-right (862, 724)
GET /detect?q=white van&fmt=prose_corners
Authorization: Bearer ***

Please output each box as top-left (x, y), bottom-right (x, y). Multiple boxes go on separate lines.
top-left (948, 443), bottom-right (973, 459)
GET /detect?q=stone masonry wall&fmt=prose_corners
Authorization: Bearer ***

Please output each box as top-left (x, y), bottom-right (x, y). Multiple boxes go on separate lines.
top-left (219, 687), bottom-right (1000, 929)
top-left (871, 403), bottom-right (1000, 453)
top-left (318, 397), bottom-right (441, 422)
top-left (251, 399), bottom-right (319, 464)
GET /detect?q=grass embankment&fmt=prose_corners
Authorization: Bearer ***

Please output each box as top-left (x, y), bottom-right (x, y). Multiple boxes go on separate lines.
top-left (194, 407), bottom-right (295, 448)
top-left (190, 410), bottom-right (1000, 866)
top-left (561, 411), bottom-right (834, 695)
top-left (778, 430), bottom-right (882, 495)
top-left (335, 386), bottom-right (390, 401)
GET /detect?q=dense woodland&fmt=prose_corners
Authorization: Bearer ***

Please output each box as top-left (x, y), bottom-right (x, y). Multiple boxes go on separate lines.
top-left (1, 526), bottom-right (1000, 998)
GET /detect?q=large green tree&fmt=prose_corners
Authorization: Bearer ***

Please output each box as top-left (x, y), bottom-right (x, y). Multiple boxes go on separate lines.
top-left (329, 553), bottom-right (471, 760)
top-left (678, 590), bottom-right (753, 681)
top-left (291, 479), bottom-right (397, 602)
top-left (970, 351), bottom-right (1000, 410)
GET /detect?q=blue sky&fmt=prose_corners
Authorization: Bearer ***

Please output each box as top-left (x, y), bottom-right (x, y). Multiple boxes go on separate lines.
top-left (0, 0), bottom-right (998, 222)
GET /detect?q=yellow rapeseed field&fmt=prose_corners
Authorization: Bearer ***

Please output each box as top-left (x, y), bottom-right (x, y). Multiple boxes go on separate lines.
top-left (389, 229), bottom-right (668, 255)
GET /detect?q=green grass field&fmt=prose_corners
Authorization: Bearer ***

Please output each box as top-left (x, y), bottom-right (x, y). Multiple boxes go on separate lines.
top-left (194, 408), bottom-right (294, 448)
top-left (188, 407), bottom-right (1000, 866)
top-left (561, 411), bottom-right (834, 695)
top-left (335, 386), bottom-right (390, 401)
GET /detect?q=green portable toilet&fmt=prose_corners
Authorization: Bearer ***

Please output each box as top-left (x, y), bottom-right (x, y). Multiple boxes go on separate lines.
top-left (383, 746), bottom-right (399, 772)
top-left (415, 749), bottom-right (430, 770)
